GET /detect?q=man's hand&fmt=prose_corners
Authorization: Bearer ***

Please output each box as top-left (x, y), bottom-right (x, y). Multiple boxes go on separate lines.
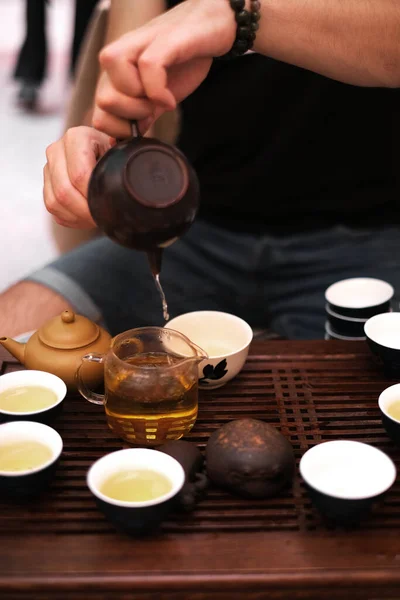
top-left (93, 0), bottom-right (400, 141)
top-left (92, 0), bottom-right (236, 139)
top-left (44, 126), bottom-right (114, 229)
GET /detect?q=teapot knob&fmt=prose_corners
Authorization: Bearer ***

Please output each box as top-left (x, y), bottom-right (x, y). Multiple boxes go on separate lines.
top-left (61, 310), bottom-right (75, 324)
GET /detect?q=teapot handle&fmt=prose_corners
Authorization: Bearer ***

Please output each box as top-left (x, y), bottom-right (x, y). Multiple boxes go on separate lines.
top-left (117, 120), bottom-right (141, 144)
top-left (130, 120), bottom-right (141, 138)
top-left (76, 353), bottom-right (105, 405)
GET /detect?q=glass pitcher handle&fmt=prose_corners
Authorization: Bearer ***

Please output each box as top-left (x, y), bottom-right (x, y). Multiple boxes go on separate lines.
top-left (76, 353), bottom-right (105, 405)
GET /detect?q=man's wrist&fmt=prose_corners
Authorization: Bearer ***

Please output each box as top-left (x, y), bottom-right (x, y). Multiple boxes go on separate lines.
top-left (218, 0), bottom-right (261, 59)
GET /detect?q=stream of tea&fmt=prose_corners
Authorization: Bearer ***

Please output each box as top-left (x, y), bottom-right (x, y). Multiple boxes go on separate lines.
top-left (154, 274), bottom-right (169, 321)
top-left (147, 248), bottom-right (170, 322)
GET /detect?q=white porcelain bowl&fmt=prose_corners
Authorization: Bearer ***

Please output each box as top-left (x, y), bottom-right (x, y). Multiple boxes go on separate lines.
top-left (87, 448), bottom-right (185, 534)
top-left (0, 370), bottom-right (67, 423)
top-left (166, 311), bottom-right (253, 389)
top-left (0, 420), bottom-right (63, 499)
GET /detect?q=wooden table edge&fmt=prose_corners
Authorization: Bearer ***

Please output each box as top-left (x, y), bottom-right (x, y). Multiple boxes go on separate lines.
top-left (1, 568), bottom-right (400, 592)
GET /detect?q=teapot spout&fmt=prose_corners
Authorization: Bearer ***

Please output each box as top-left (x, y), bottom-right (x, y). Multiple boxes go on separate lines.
top-left (0, 337), bottom-right (26, 364)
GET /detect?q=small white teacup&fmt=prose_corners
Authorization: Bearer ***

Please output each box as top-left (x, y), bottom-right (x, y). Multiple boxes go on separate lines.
top-left (0, 370), bottom-right (67, 423)
top-left (166, 311), bottom-right (253, 389)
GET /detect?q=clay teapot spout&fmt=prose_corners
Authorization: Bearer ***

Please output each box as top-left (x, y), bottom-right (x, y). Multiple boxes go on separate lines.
top-left (0, 337), bottom-right (26, 364)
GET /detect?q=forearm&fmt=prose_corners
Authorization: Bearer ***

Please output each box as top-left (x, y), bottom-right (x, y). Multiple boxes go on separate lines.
top-left (0, 283), bottom-right (73, 337)
top-left (254, 0), bottom-right (400, 87)
top-left (105, 0), bottom-right (166, 44)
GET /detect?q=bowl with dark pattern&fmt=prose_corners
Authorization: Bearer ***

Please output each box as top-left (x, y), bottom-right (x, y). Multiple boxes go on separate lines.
top-left (166, 311), bottom-right (253, 389)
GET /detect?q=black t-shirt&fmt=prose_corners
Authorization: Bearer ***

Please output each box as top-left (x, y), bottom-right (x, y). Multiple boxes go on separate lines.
top-left (167, 1), bottom-right (400, 233)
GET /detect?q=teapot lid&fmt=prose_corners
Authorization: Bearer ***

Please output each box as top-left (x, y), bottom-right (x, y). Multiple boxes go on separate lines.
top-left (38, 310), bottom-right (100, 350)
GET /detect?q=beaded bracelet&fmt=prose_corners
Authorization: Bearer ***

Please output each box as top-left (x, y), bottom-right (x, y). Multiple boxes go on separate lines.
top-left (219, 0), bottom-right (261, 60)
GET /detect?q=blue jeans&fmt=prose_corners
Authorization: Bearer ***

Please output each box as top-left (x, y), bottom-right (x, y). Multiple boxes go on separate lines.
top-left (26, 220), bottom-right (400, 339)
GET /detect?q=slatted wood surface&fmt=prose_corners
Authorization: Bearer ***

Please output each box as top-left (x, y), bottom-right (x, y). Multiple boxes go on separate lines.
top-left (1, 341), bottom-right (400, 600)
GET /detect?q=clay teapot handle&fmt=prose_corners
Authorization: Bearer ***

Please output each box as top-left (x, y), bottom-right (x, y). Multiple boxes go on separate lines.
top-left (117, 120), bottom-right (141, 143)
top-left (130, 120), bottom-right (141, 139)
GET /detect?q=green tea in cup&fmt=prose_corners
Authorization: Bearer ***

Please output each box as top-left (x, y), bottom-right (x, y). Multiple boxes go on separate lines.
top-left (0, 386), bottom-right (57, 413)
top-left (387, 401), bottom-right (400, 421)
top-left (100, 469), bottom-right (173, 502)
top-left (0, 440), bottom-right (53, 472)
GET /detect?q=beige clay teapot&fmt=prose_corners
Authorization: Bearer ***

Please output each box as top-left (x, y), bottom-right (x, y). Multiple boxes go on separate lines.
top-left (0, 310), bottom-right (112, 391)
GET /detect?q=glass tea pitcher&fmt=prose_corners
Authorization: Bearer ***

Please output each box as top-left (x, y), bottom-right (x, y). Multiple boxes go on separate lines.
top-left (76, 327), bottom-right (207, 446)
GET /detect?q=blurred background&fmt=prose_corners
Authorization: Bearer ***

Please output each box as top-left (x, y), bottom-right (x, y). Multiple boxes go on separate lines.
top-left (0, 0), bottom-right (92, 293)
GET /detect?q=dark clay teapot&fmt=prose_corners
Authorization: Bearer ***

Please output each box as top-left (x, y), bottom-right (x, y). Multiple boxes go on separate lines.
top-left (87, 122), bottom-right (200, 274)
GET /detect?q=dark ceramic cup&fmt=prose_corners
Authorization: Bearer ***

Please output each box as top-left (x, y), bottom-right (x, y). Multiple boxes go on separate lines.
top-left (364, 313), bottom-right (400, 378)
top-left (325, 277), bottom-right (393, 319)
top-left (325, 304), bottom-right (367, 338)
top-left (0, 421), bottom-right (63, 500)
top-left (299, 440), bottom-right (396, 525)
top-left (87, 448), bottom-right (185, 535)
top-left (378, 383), bottom-right (400, 445)
top-left (0, 370), bottom-right (67, 424)
top-left (325, 322), bottom-right (366, 342)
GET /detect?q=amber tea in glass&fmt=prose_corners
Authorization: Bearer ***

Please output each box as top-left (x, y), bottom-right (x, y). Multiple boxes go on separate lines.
top-left (77, 327), bottom-right (206, 446)
top-left (105, 352), bottom-right (198, 444)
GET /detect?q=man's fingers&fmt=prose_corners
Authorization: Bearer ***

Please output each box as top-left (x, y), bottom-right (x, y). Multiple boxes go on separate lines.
top-left (99, 35), bottom-right (146, 98)
top-left (45, 146), bottom-right (97, 228)
top-left (62, 127), bottom-right (111, 198)
top-left (136, 35), bottom-right (183, 109)
top-left (96, 85), bottom-right (155, 122)
top-left (43, 164), bottom-right (80, 226)
top-left (92, 106), bottom-right (134, 140)
top-left (138, 56), bottom-right (176, 109)
top-left (100, 27), bottom-right (177, 111)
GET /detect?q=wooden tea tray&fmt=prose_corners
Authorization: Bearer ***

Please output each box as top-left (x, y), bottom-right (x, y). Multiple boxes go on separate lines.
top-left (1, 341), bottom-right (400, 600)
